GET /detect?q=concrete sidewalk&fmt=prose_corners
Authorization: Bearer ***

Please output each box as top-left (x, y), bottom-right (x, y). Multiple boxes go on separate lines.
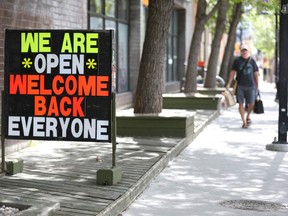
top-left (121, 83), bottom-right (288, 216)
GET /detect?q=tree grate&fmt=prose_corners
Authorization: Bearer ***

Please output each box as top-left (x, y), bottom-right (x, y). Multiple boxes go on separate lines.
top-left (219, 199), bottom-right (286, 212)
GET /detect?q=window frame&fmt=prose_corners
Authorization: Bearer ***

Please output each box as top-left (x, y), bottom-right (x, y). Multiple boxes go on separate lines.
top-left (88, 0), bottom-right (130, 93)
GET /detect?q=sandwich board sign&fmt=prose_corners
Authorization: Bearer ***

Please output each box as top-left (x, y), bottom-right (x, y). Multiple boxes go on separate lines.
top-left (4, 29), bottom-right (113, 143)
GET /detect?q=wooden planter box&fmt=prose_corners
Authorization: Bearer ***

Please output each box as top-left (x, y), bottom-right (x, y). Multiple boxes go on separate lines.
top-left (197, 87), bottom-right (226, 96)
top-left (163, 93), bottom-right (222, 110)
top-left (117, 109), bottom-right (196, 142)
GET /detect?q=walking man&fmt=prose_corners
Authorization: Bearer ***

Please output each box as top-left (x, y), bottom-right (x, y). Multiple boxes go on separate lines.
top-left (226, 44), bottom-right (259, 128)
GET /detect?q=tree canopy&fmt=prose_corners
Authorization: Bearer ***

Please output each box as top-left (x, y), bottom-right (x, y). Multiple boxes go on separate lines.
top-left (242, 3), bottom-right (278, 59)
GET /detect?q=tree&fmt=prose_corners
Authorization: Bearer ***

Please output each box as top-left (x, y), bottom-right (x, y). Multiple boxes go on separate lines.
top-left (204, 0), bottom-right (230, 88)
top-left (134, 0), bottom-right (174, 114)
top-left (219, 2), bottom-right (243, 82)
top-left (219, 0), bottom-right (278, 81)
top-left (184, 0), bottom-right (220, 93)
top-left (244, 7), bottom-right (277, 59)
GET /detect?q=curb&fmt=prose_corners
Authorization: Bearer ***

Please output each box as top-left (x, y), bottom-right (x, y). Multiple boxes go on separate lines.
top-left (97, 110), bottom-right (219, 216)
top-left (194, 110), bottom-right (220, 137)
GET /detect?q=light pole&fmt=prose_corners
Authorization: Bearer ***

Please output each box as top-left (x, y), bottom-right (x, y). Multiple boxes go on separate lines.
top-left (274, 12), bottom-right (279, 101)
top-left (267, 0), bottom-right (288, 151)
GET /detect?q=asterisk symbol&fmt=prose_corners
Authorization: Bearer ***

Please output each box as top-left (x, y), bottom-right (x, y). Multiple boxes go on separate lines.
top-left (86, 58), bottom-right (97, 69)
top-left (22, 58), bottom-right (32, 68)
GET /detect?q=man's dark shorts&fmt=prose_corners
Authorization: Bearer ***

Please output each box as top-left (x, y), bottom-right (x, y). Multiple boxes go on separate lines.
top-left (237, 85), bottom-right (256, 104)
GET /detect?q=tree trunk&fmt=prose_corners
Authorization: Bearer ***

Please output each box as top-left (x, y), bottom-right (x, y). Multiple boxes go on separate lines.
top-left (219, 3), bottom-right (243, 82)
top-left (134, 0), bottom-right (174, 114)
top-left (204, 0), bottom-right (229, 88)
top-left (184, 20), bottom-right (206, 93)
top-left (184, 0), bottom-right (219, 93)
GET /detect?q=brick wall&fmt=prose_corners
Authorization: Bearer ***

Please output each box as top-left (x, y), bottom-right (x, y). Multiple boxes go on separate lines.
top-left (0, 0), bottom-right (87, 91)
top-left (0, 0), bottom-right (87, 154)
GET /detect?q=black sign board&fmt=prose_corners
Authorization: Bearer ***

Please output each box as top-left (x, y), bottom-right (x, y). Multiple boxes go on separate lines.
top-left (4, 30), bottom-right (112, 142)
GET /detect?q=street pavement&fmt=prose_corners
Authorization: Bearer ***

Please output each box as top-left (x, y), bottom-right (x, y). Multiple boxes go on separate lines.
top-left (121, 83), bottom-right (288, 216)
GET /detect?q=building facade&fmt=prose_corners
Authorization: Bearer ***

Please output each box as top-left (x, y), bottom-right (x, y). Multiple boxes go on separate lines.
top-left (0, 0), bottom-right (196, 154)
top-left (0, 0), bottom-right (196, 107)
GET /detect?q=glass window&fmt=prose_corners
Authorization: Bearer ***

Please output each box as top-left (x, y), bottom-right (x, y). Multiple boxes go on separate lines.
top-left (90, 17), bottom-right (103, 29)
top-left (166, 36), bottom-right (173, 81)
top-left (105, 0), bottom-right (115, 17)
top-left (118, 23), bottom-right (129, 92)
top-left (173, 37), bottom-right (178, 80)
top-left (89, 0), bottom-right (129, 93)
top-left (172, 12), bottom-right (178, 35)
top-left (169, 17), bottom-right (173, 34)
top-left (90, 0), bottom-right (103, 14)
top-left (166, 10), bottom-right (178, 82)
top-left (118, 0), bottom-right (128, 20)
top-left (105, 19), bottom-right (116, 31)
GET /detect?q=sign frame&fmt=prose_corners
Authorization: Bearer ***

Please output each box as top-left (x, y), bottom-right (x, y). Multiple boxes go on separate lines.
top-left (4, 29), bottom-right (113, 143)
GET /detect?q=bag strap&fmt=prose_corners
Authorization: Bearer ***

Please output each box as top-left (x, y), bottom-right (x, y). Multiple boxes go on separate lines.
top-left (237, 57), bottom-right (250, 81)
